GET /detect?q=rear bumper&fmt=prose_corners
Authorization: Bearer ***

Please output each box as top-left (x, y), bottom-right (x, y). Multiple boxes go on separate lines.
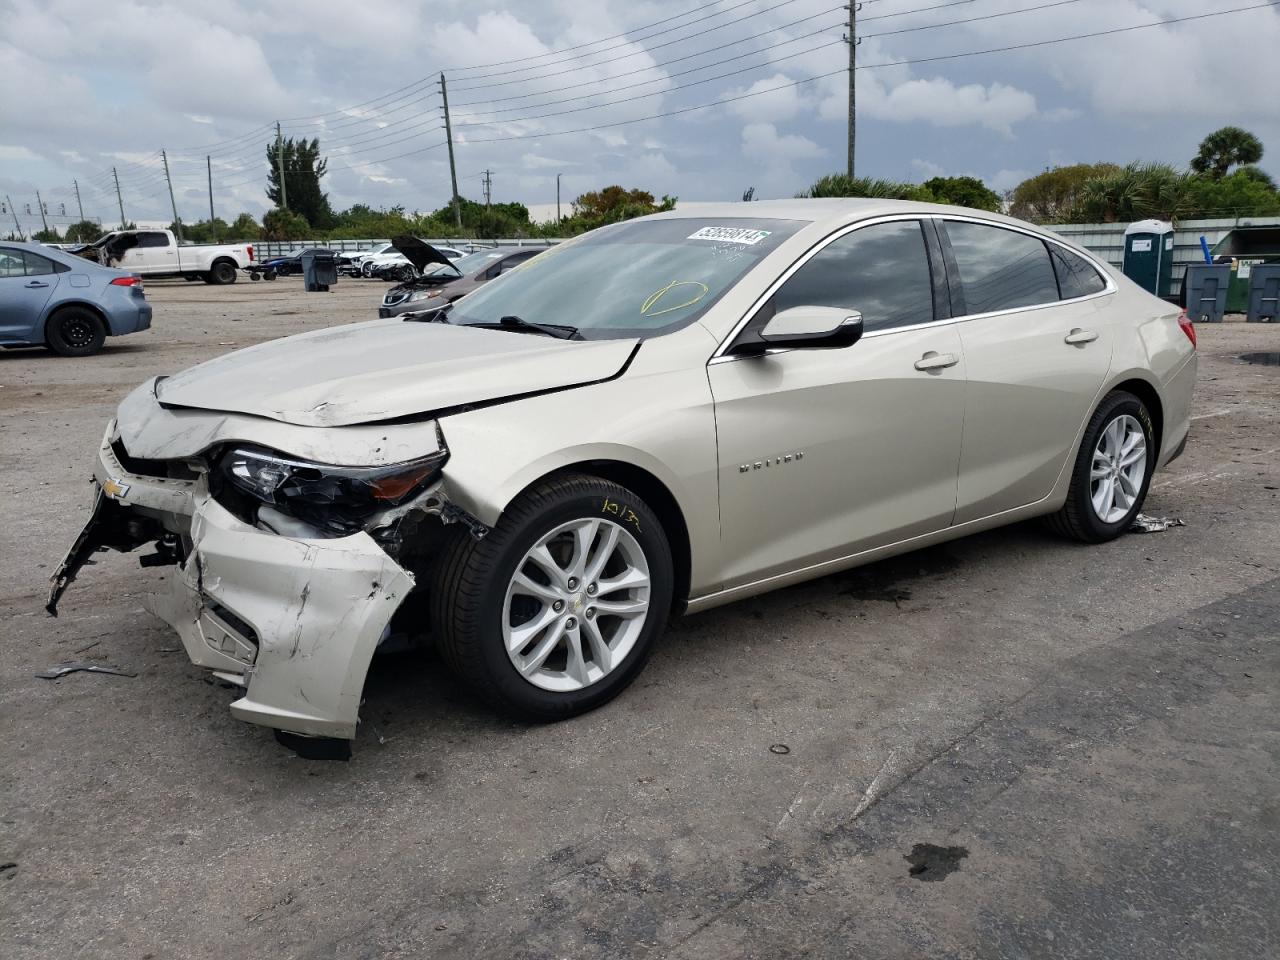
top-left (106, 301), bottom-right (152, 336)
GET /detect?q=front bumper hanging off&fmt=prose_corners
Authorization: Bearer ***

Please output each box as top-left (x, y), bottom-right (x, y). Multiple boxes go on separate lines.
top-left (48, 422), bottom-right (416, 740)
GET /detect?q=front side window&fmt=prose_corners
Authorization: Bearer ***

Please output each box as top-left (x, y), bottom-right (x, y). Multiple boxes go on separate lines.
top-left (768, 220), bottom-right (935, 333)
top-left (1050, 245), bottom-right (1108, 300)
top-left (449, 218), bottom-right (802, 339)
top-left (944, 221), bottom-right (1059, 315)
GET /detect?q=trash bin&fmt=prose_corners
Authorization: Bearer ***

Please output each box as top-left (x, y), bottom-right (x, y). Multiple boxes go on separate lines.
top-left (1122, 220), bottom-right (1175, 298)
top-left (1247, 262), bottom-right (1280, 323)
top-left (300, 248), bottom-right (338, 292)
top-left (1210, 225), bottom-right (1280, 313)
top-left (1182, 263), bottom-right (1230, 324)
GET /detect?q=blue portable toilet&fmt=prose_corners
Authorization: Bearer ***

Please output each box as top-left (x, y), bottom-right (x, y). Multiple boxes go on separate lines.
top-left (1123, 220), bottom-right (1175, 298)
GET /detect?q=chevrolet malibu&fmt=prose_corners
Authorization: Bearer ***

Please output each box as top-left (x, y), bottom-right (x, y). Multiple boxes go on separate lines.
top-left (48, 200), bottom-right (1196, 752)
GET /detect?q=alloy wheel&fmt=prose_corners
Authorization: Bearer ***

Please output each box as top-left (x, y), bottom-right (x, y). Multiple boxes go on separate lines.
top-left (1090, 414), bottom-right (1147, 523)
top-left (502, 517), bottom-right (651, 692)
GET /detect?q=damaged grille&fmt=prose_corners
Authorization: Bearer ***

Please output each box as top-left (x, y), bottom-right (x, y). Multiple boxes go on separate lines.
top-left (112, 439), bottom-right (199, 481)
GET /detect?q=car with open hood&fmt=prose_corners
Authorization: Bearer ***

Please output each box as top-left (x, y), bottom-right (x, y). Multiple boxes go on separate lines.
top-left (360, 238), bottom-right (464, 280)
top-left (48, 200), bottom-right (1197, 755)
top-left (377, 241), bottom-right (545, 317)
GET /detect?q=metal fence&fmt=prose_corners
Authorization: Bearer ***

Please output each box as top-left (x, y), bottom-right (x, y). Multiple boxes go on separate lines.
top-left (1046, 216), bottom-right (1280, 297)
top-left (250, 237), bottom-right (564, 260)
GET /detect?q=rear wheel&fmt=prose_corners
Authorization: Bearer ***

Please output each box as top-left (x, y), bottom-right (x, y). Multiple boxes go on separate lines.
top-left (1047, 390), bottom-right (1154, 543)
top-left (45, 306), bottom-right (106, 357)
top-left (206, 259), bottom-right (237, 285)
top-left (433, 475), bottom-right (673, 720)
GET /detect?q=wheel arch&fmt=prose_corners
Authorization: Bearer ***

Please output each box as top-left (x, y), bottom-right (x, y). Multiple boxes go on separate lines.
top-left (1107, 375), bottom-right (1164, 460)
top-left (519, 459), bottom-right (693, 612)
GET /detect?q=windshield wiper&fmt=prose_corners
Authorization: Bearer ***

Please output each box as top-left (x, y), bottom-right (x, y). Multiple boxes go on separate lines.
top-left (462, 315), bottom-right (581, 340)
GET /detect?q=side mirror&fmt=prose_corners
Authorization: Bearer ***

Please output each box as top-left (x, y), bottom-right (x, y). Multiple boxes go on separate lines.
top-left (738, 306), bottom-right (864, 354)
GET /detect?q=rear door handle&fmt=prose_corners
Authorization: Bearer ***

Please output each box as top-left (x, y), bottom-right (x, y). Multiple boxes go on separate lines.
top-left (1064, 328), bottom-right (1099, 345)
top-left (914, 351), bottom-right (959, 371)
top-left (25, 280), bottom-right (49, 288)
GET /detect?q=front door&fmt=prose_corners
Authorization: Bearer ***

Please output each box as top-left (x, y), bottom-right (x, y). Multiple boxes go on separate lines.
top-left (0, 247), bottom-right (59, 343)
top-left (708, 219), bottom-right (966, 589)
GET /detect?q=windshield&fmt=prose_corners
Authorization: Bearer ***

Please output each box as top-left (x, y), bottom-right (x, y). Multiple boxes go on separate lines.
top-left (449, 218), bottom-right (801, 339)
top-left (451, 249), bottom-right (507, 276)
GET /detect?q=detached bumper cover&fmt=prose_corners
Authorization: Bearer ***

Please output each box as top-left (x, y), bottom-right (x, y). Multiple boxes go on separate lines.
top-left (50, 420), bottom-right (416, 739)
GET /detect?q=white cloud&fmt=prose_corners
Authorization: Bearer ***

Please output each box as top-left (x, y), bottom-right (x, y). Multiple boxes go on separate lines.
top-left (0, 145), bottom-right (41, 161)
top-left (727, 74), bottom-right (810, 123)
top-left (865, 79), bottom-right (1037, 137)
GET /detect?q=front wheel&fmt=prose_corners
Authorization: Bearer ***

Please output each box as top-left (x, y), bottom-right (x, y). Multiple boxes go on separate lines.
top-left (432, 475), bottom-right (673, 720)
top-left (1047, 390), bottom-right (1154, 543)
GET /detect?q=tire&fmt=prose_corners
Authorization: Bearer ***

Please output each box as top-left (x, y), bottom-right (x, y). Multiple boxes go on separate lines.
top-left (432, 475), bottom-right (674, 720)
top-left (361, 261), bottom-right (374, 278)
top-left (264, 269), bottom-right (277, 281)
top-left (1046, 390), bottom-right (1155, 543)
top-left (45, 306), bottom-right (107, 357)
top-left (207, 260), bottom-right (237, 285)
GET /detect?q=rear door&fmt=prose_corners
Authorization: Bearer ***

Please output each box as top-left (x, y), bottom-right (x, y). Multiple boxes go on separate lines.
top-left (0, 248), bottom-right (60, 342)
top-left (940, 219), bottom-right (1114, 523)
top-left (708, 218), bottom-right (966, 588)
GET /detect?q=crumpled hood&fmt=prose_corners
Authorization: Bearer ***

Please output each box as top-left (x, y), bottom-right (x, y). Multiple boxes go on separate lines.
top-left (155, 318), bottom-right (638, 427)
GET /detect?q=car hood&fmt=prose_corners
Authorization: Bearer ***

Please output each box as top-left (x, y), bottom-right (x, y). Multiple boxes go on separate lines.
top-left (391, 234), bottom-right (458, 274)
top-left (154, 318), bottom-right (638, 427)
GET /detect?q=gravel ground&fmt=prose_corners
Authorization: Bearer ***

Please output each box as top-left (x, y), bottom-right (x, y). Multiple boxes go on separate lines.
top-left (2, 277), bottom-right (1278, 958)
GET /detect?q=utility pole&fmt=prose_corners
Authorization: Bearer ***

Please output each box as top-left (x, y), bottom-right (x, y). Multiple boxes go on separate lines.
top-left (161, 149), bottom-right (183, 244)
top-left (5, 194), bottom-right (22, 239)
top-left (439, 72), bottom-right (462, 231)
top-left (112, 167), bottom-right (126, 228)
top-left (845, 2), bottom-right (859, 178)
top-left (481, 169), bottom-right (492, 239)
top-left (73, 179), bottom-right (85, 221)
top-left (556, 173), bottom-right (562, 223)
top-left (275, 122), bottom-right (288, 210)
top-left (207, 155), bottom-right (216, 225)
top-left (35, 190), bottom-right (50, 235)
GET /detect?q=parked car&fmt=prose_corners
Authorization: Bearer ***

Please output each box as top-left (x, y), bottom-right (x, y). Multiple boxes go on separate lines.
top-left (378, 241), bottom-right (543, 316)
top-left (73, 229), bottom-right (254, 284)
top-left (48, 200), bottom-right (1196, 752)
top-left (1, 240), bottom-right (152, 356)
top-left (258, 247), bottom-right (336, 279)
top-left (361, 241), bottom-right (463, 279)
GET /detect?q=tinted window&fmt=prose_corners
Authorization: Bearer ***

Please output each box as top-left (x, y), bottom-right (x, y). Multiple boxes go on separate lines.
top-left (944, 221), bottom-right (1059, 314)
top-left (771, 220), bottom-right (935, 333)
top-left (137, 232), bottom-right (169, 248)
top-left (0, 249), bottom-right (24, 277)
top-left (23, 252), bottom-right (58, 276)
top-left (1051, 245), bottom-right (1107, 299)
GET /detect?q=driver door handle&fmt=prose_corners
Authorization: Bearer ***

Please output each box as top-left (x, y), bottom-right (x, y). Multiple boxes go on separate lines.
top-left (1064, 328), bottom-right (1099, 345)
top-left (914, 351), bottom-right (959, 371)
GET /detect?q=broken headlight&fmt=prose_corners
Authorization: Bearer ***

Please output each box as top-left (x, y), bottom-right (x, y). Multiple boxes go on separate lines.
top-left (215, 445), bottom-right (447, 536)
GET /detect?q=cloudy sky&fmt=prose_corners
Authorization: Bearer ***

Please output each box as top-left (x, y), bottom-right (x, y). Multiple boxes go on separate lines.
top-left (2, 0), bottom-right (1278, 231)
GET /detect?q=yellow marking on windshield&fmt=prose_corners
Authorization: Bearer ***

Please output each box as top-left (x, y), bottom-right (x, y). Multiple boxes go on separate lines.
top-left (640, 280), bottom-right (710, 318)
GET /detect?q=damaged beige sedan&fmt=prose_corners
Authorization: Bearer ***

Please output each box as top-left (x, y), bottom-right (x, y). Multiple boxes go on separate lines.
top-left (49, 200), bottom-right (1197, 753)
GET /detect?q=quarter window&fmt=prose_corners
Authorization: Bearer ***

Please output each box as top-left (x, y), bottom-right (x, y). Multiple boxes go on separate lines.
top-left (944, 221), bottom-right (1059, 315)
top-left (1050, 245), bottom-right (1107, 299)
top-left (770, 220), bottom-right (935, 333)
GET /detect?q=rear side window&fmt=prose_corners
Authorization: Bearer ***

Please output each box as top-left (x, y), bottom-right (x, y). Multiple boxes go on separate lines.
top-left (1050, 246), bottom-right (1107, 299)
top-left (0, 249), bottom-right (24, 277)
top-left (137, 232), bottom-right (169, 248)
top-left (0, 249), bottom-right (59, 276)
top-left (771, 220), bottom-right (935, 333)
top-left (23, 252), bottom-right (59, 276)
top-left (944, 221), bottom-right (1059, 315)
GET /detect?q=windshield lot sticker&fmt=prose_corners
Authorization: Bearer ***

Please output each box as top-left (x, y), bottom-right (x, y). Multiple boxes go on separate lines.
top-left (640, 280), bottom-right (710, 318)
top-left (687, 226), bottom-right (771, 245)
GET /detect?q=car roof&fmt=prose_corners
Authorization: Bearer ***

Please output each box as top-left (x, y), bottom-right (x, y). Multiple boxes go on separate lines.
top-left (0, 240), bottom-right (124, 271)
top-left (643, 198), bottom-right (1043, 233)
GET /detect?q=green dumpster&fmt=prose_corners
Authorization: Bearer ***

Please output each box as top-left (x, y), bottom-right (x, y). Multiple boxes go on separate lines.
top-left (1211, 225), bottom-right (1280, 314)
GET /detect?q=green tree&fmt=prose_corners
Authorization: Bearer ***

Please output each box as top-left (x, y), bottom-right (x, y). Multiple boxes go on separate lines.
top-left (1074, 162), bottom-right (1194, 223)
top-left (1185, 169), bottom-right (1280, 218)
top-left (33, 227), bottom-right (62, 242)
top-left (266, 136), bottom-right (335, 229)
top-left (1190, 126), bottom-right (1263, 181)
top-left (228, 212), bottom-right (262, 240)
top-left (261, 206), bottom-right (311, 241)
top-left (1007, 163), bottom-right (1121, 222)
top-left (64, 220), bottom-right (102, 243)
top-left (921, 175), bottom-right (1002, 211)
top-left (803, 174), bottom-right (932, 201)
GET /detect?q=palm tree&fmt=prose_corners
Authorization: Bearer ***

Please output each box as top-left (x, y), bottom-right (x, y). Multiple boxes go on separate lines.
top-left (1191, 126), bottom-right (1264, 181)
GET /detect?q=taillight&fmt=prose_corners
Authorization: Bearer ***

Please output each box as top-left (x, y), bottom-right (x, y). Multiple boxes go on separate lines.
top-left (1177, 310), bottom-right (1196, 349)
top-left (247, 244), bottom-right (254, 262)
top-left (110, 276), bottom-right (141, 287)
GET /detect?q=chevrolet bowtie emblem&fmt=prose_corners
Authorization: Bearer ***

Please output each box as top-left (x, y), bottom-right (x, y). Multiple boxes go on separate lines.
top-left (102, 478), bottom-right (131, 500)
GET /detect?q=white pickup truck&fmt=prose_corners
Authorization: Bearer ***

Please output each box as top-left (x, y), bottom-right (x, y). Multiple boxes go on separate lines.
top-left (74, 229), bottom-right (255, 285)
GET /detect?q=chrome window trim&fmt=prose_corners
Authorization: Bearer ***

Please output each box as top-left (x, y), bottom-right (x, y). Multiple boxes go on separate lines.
top-left (710, 211), bottom-right (1116, 363)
